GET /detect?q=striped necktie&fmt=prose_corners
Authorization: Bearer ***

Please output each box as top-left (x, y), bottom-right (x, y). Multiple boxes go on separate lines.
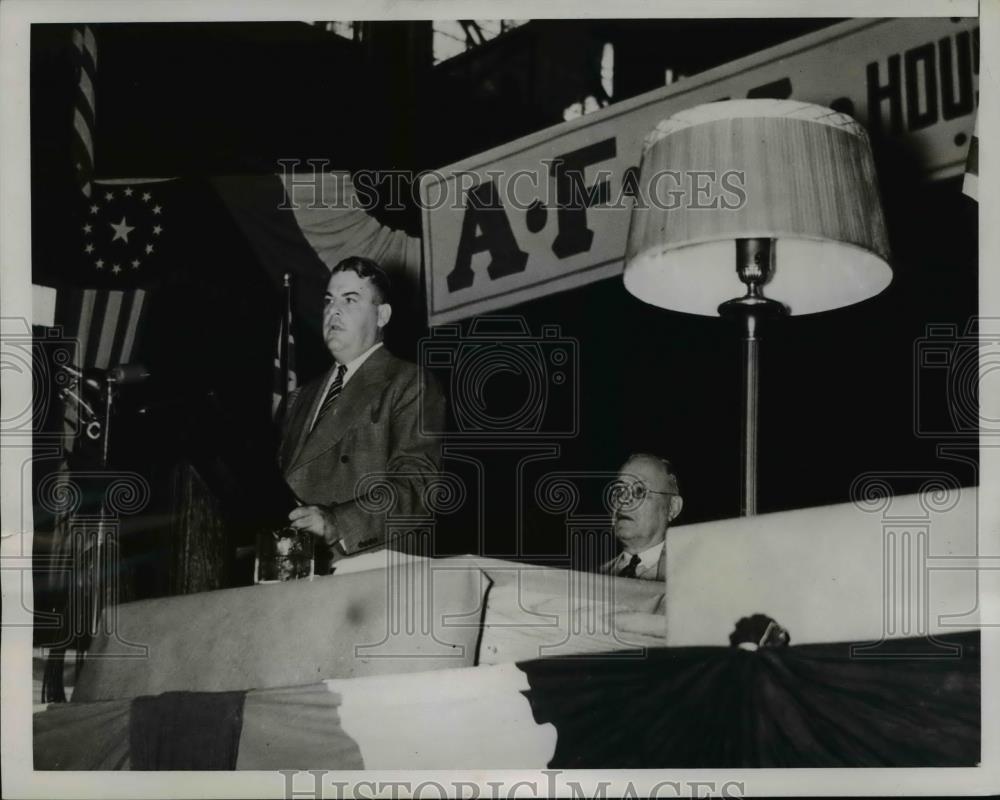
top-left (618, 553), bottom-right (641, 578)
top-left (310, 364), bottom-right (347, 433)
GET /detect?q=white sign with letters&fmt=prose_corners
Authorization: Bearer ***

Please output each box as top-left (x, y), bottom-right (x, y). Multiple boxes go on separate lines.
top-left (421, 17), bottom-right (979, 325)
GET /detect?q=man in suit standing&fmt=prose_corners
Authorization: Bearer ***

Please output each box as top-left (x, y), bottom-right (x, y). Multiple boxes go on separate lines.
top-left (602, 453), bottom-right (683, 580)
top-left (281, 256), bottom-right (445, 566)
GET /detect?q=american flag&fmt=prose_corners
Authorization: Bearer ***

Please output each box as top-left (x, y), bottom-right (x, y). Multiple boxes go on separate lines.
top-left (46, 177), bottom-right (177, 453)
top-left (55, 285), bottom-right (148, 373)
top-left (71, 25), bottom-right (97, 199)
top-left (272, 273), bottom-right (298, 420)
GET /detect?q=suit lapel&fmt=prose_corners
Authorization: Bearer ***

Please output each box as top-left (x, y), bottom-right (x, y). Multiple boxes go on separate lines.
top-left (288, 347), bottom-right (394, 472)
top-left (284, 373), bottom-right (327, 471)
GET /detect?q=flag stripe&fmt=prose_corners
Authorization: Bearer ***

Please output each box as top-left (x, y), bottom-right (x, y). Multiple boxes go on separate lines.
top-left (72, 109), bottom-right (95, 154)
top-left (75, 290), bottom-right (97, 371)
top-left (72, 135), bottom-right (94, 172)
top-left (83, 26), bottom-right (97, 64)
top-left (108, 293), bottom-right (132, 368)
top-left (71, 25), bottom-right (97, 199)
top-left (118, 290), bottom-right (146, 365)
top-left (32, 694), bottom-right (131, 769)
top-left (130, 690), bottom-right (246, 769)
top-left (323, 663), bottom-right (556, 769)
top-left (72, 25), bottom-right (98, 71)
top-left (76, 68), bottom-right (96, 117)
top-left (272, 275), bottom-right (297, 420)
top-left (74, 87), bottom-right (96, 134)
top-left (236, 683), bottom-right (363, 769)
top-left (94, 291), bottom-right (122, 369)
top-left (85, 291), bottom-right (109, 367)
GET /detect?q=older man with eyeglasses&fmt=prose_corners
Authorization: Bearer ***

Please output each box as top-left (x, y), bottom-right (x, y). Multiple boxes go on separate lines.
top-left (603, 453), bottom-right (683, 580)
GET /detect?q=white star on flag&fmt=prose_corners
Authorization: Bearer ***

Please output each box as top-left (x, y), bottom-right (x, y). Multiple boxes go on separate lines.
top-left (82, 223), bottom-right (92, 233)
top-left (110, 216), bottom-right (135, 243)
top-left (112, 264), bottom-right (122, 274)
top-left (104, 191), bottom-right (114, 202)
top-left (145, 243), bottom-right (154, 254)
top-left (152, 205), bottom-right (162, 215)
top-left (95, 259), bottom-right (104, 269)
top-left (152, 224), bottom-right (162, 235)
top-left (124, 187), bottom-right (133, 197)
top-left (131, 259), bottom-right (140, 269)
top-left (142, 192), bottom-right (151, 202)
top-left (84, 243), bottom-right (94, 254)
top-left (90, 204), bottom-right (99, 214)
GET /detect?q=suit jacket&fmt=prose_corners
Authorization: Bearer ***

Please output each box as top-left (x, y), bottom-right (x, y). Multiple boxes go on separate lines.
top-left (279, 346), bottom-right (446, 555)
top-left (600, 543), bottom-right (667, 581)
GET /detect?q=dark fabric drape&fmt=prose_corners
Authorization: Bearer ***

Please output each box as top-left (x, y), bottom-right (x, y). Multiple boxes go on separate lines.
top-left (129, 690), bottom-right (247, 770)
top-left (518, 631), bottom-right (980, 768)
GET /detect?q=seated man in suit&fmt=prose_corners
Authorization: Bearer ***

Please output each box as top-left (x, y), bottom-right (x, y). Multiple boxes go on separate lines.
top-left (603, 453), bottom-right (683, 580)
top-left (281, 256), bottom-right (445, 567)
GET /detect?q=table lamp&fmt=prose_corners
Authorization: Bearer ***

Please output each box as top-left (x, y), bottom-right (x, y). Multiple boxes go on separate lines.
top-left (624, 99), bottom-right (892, 516)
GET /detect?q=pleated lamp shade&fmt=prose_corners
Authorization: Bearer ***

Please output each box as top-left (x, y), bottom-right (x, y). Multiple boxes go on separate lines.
top-left (624, 100), bottom-right (892, 316)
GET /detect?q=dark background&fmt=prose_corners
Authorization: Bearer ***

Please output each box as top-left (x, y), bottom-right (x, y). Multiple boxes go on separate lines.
top-left (30, 19), bottom-right (978, 597)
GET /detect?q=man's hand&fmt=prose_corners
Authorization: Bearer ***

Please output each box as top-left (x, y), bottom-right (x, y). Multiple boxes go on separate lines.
top-left (288, 505), bottom-right (340, 547)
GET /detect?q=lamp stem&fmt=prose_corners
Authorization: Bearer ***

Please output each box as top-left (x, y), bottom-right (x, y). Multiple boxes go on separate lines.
top-left (718, 238), bottom-right (788, 518)
top-left (741, 315), bottom-right (760, 517)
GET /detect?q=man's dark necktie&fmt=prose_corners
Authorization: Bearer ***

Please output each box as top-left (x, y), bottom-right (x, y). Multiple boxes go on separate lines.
top-left (310, 364), bottom-right (347, 433)
top-left (618, 553), bottom-right (641, 578)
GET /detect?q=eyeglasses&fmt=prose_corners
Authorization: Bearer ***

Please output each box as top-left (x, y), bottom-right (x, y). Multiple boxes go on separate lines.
top-left (609, 480), bottom-right (673, 507)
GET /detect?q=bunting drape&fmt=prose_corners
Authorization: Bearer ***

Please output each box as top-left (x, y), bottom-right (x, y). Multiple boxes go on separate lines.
top-left (35, 632), bottom-right (979, 770)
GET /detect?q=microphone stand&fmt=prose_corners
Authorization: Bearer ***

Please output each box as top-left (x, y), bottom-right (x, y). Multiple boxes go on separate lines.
top-left (90, 373), bottom-right (116, 638)
top-left (89, 366), bottom-right (147, 639)
top-left (42, 364), bottom-right (141, 702)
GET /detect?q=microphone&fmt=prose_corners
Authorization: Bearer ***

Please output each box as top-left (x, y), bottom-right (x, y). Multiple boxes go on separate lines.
top-left (108, 363), bottom-right (150, 384)
top-left (56, 363), bottom-right (103, 393)
top-left (57, 363), bottom-right (83, 379)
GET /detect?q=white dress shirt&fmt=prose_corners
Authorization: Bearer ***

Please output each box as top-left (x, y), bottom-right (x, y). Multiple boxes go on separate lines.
top-left (612, 539), bottom-right (664, 580)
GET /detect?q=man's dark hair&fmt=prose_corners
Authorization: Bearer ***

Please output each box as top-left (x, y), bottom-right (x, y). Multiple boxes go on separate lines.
top-left (330, 256), bottom-right (392, 305)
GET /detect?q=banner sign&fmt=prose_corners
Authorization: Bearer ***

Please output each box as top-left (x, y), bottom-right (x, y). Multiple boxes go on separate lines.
top-left (420, 17), bottom-right (979, 325)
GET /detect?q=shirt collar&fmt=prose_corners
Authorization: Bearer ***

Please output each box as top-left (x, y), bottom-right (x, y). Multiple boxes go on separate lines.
top-left (336, 341), bottom-right (383, 386)
top-left (619, 539), bottom-right (664, 570)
